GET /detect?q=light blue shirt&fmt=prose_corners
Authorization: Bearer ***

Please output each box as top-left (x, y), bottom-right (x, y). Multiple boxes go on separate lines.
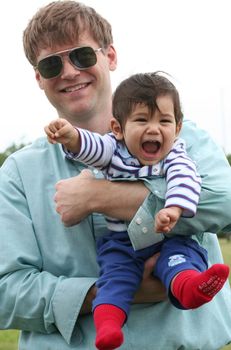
top-left (0, 120), bottom-right (231, 350)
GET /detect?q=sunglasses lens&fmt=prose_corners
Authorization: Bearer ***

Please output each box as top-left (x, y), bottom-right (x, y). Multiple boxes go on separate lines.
top-left (37, 56), bottom-right (62, 79)
top-left (70, 47), bottom-right (97, 69)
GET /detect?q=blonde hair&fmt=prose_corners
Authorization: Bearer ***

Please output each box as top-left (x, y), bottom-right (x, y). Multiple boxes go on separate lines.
top-left (23, 1), bottom-right (113, 66)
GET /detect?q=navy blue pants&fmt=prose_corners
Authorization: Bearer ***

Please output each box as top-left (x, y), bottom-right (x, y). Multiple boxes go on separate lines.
top-left (92, 231), bottom-right (208, 315)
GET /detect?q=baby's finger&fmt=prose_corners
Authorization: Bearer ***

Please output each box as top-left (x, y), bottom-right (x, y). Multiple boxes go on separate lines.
top-left (47, 135), bottom-right (57, 144)
top-left (55, 124), bottom-right (74, 138)
top-left (155, 223), bottom-right (170, 233)
top-left (47, 124), bottom-right (59, 135)
top-left (44, 125), bottom-right (55, 138)
top-left (48, 119), bottom-right (65, 133)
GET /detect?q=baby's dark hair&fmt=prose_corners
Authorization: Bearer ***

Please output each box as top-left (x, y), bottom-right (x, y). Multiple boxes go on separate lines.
top-left (112, 72), bottom-right (183, 127)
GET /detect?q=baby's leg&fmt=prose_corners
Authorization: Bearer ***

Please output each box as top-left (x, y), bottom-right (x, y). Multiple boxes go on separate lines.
top-left (172, 263), bottom-right (230, 309)
top-left (154, 236), bottom-right (230, 309)
top-left (93, 231), bottom-right (145, 350)
top-left (94, 304), bottom-right (125, 350)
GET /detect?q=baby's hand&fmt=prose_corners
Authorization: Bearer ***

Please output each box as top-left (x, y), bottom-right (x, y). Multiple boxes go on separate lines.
top-left (155, 206), bottom-right (183, 233)
top-left (44, 118), bottom-right (74, 144)
top-left (44, 118), bottom-right (79, 152)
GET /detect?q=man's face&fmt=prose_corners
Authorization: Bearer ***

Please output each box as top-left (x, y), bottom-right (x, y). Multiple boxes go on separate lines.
top-left (35, 32), bottom-right (117, 126)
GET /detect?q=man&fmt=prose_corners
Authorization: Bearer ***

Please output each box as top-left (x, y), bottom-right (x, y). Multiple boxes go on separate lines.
top-left (0, 1), bottom-right (230, 349)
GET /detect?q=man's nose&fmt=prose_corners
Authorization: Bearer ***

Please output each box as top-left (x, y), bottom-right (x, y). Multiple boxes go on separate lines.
top-left (60, 56), bottom-right (81, 79)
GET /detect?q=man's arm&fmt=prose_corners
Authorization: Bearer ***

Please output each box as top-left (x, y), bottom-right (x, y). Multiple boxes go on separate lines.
top-left (55, 169), bottom-right (149, 226)
top-left (0, 150), bottom-right (96, 344)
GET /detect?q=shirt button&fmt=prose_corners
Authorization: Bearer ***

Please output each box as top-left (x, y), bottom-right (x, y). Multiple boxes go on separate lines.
top-left (135, 217), bottom-right (142, 225)
top-left (142, 227), bottom-right (148, 234)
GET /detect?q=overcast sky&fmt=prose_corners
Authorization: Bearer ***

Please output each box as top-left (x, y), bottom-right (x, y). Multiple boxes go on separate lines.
top-left (1, 0), bottom-right (231, 154)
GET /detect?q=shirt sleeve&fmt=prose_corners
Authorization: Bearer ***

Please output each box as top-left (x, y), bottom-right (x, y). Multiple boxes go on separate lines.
top-left (163, 139), bottom-right (202, 217)
top-left (65, 129), bottom-right (116, 170)
top-left (128, 120), bottom-right (231, 250)
top-left (0, 155), bottom-right (96, 344)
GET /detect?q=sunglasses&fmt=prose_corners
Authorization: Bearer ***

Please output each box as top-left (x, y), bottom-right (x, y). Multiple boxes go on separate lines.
top-left (36, 46), bottom-right (102, 79)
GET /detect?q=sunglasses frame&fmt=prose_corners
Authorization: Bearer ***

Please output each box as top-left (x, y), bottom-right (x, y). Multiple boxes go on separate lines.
top-left (35, 46), bottom-right (102, 79)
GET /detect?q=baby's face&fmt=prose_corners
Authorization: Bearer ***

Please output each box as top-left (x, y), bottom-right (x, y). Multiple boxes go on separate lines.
top-left (122, 95), bottom-right (181, 165)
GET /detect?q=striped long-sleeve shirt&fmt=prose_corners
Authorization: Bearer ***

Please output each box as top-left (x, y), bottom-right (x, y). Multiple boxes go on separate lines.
top-left (65, 128), bottom-right (201, 231)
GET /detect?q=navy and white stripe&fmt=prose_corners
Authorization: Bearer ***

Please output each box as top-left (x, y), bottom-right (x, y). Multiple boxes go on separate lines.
top-left (65, 129), bottom-right (201, 229)
top-left (163, 139), bottom-right (201, 217)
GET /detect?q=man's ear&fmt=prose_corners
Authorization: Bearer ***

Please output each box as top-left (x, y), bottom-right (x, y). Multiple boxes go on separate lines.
top-left (107, 45), bottom-right (117, 71)
top-left (110, 118), bottom-right (123, 140)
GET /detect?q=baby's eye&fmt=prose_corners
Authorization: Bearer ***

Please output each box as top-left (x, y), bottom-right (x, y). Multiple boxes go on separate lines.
top-left (134, 117), bottom-right (147, 122)
top-left (161, 118), bottom-right (173, 123)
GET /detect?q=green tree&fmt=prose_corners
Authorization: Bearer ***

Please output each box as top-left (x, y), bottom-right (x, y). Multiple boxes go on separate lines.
top-left (0, 143), bottom-right (27, 167)
top-left (227, 154), bottom-right (231, 166)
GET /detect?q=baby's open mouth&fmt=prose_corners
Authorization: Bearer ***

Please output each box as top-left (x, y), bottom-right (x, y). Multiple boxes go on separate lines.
top-left (142, 141), bottom-right (161, 154)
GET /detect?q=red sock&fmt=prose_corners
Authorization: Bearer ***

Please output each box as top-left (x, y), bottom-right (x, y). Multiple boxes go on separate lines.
top-left (94, 304), bottom-right (126, 350)
top-left (172, 264), bottom-right (230, 309)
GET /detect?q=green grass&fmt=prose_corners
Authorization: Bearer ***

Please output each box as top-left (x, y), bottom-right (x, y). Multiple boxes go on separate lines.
top-left (0, 238), bottom-right (230, 350)
top-left (219, 238), bottom-right (231, 283)
top-left (0, 330), bottom-right (18, 350)
top-left (219, 238), bottom-right (231, 350)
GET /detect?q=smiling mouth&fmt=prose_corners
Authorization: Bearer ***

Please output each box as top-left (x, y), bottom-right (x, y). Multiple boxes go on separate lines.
top-left (61, 82), bottom-right (90, 93)
top-left (142, 141), bottom-right (161, 154)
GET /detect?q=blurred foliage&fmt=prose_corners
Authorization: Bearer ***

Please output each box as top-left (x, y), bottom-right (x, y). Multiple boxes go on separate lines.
top-left (0, 143), bottom-right (28, 167)
top-left (227, 154), bottom-right (231, 166)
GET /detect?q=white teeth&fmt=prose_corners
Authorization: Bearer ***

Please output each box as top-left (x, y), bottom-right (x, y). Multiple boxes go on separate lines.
top-left (64, 83), bottom-right (87, 92)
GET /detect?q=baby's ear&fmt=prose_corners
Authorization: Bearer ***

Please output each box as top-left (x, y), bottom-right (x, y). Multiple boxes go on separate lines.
top-left (176, 121), bottom-right (182, 136)
top-left (110, 118), bottom-right (124, 140)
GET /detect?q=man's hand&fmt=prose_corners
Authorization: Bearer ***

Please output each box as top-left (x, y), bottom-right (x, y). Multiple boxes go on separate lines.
top-left (133, 254), bottom-right (166, 303)
top-left (54, 169), bottom-right (95, 226)
top-left (55, 172), bottom-right (149, 227)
